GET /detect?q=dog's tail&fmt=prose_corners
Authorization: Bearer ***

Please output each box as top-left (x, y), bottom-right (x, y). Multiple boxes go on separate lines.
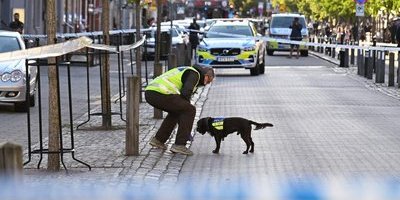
top-left (249, 121), bottom-right (274, 130)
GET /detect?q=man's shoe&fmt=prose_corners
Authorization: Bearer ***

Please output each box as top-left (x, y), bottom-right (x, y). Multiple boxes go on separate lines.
top-left (170, 144), bottom-right (193, 156)
top-left (149, 137), bottom-right (167, 150)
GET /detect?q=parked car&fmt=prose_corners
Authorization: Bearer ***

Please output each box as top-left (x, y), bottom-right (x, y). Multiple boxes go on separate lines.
top-left (142, 25), bottom-right (189, 60)
top-left (195, 19), bottom-right (266, 76)
top-left (0, 31), bottom-right (37, 112)
top-left (266, 13), bottom-right (309, 56)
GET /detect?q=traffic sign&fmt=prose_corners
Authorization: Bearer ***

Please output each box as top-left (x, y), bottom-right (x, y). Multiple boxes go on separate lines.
top-left (354, 0), bottom-right (367, 4)
top-left (356, 3), bottom-right (364, 16)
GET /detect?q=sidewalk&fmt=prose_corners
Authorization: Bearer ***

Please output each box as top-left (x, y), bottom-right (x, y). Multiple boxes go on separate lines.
top-left (310, 50), bottom-right (400, 100)
top-left (22, 79), bottom-right (212, 188)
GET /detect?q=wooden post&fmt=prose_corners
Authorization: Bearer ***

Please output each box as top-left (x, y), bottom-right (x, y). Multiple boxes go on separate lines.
top-left (388, 53), bottom-right (395, 87)
top-left (168, 52), bottom-right (177, 71)
top-left (0, 142), bottom-right (23, 177)
top-left (185, 43), bottom-right (192, 66)
top-left (153, 62), bottom-right (163, 119)
top-left (126, 76), bottom-right (140, 156)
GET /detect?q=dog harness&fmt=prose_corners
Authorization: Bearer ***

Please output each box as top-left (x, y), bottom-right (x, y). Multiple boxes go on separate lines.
top-left (211, 117), bottom-right (224, 130)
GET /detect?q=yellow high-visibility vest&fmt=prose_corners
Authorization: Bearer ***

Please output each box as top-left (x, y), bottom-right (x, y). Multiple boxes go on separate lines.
top-left (145, 66), bottom-right (200, 95)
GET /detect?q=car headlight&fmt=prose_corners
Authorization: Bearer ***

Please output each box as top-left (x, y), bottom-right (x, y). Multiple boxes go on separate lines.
top-left (197, 46), bottom-right (209, 52)
top-left (1, 72), bottom-right (11, 82)
top-left (11, 70), bottom-right (23, 82)
top-left (243, 46), bottom-right (256, 51)
top-left (1, 70), bottom-right (23, 82)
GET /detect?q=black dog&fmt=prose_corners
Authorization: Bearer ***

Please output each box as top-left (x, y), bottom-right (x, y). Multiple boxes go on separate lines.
top-left (196, 117), bottom-right (273, 154)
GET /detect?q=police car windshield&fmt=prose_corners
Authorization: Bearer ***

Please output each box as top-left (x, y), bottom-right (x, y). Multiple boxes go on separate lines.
top-left (147, 27), bottom-right (179, 38)
top-left (271, 17), bottom-right (306, 28)
top-left (206, 25), bottom-right (253, 38)
top-left (0, 36), bottom-right (21, 53)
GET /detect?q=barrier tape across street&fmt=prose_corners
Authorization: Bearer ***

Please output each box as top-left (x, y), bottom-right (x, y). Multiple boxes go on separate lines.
top-left (0, 35), bottom-right (146, 62)
top-left (5, 27), bottom-right (399, 63)
top-left (266, 37), bottom-right (400, 52)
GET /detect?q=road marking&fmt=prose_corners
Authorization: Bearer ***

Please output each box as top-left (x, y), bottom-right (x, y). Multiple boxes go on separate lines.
top-left (267, 66), bottom-right (325, 69)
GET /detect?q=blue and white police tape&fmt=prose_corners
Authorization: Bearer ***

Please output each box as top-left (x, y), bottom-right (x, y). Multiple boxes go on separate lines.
top-left (0, 35), bottom-right (146, 62)
top-left (182, 27), bottom-right (400, 52)
top-left (1, 177), bottom-right (400, 200)
top-left (264, 37), bottom-right (400, 52)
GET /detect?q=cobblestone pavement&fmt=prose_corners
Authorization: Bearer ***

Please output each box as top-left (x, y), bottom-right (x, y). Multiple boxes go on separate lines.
top-left (20, 50), bottom-right (400, 192)
top-left (22, 82), bottom-right (211, 189)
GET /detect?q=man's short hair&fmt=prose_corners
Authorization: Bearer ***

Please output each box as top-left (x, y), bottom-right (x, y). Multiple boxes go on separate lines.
top-left (204, 67), bottom-right (214, 78)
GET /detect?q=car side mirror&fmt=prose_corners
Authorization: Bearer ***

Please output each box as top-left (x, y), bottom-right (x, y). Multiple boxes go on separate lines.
top-left (24, 39), bottom-right (35, 48)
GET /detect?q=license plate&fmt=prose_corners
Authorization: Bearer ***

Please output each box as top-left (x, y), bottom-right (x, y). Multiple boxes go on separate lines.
top-left (217, 57), bottom-right (235, 62)
top-left (279, 44), bottom-right (290, 49)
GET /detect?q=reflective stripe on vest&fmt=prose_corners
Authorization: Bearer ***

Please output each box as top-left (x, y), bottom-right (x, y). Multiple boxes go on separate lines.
top-left (145, 66), bottom-right (200, 95)
top-left (211, 117), bottom-right (224, 130)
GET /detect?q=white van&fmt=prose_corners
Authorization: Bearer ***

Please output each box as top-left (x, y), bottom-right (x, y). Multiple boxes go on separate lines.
top-left (266, 13), bottom-right (309, 56)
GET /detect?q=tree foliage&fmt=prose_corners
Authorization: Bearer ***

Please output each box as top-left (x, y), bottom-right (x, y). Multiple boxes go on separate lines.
top-left (270, 0), bottom-right (400, 23)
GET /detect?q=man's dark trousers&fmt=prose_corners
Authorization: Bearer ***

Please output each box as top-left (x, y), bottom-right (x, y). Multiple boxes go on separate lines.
top-left (145, 90), bottom-right (196, 145)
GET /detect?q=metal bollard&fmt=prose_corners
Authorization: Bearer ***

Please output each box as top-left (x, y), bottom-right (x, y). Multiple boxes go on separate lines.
top-left (373, 50), bottom-right (377, 73)
top-left (375, 51), bottom-right (385, 83)
top-left (320, 40), bottom-right (324, 53)
top-left (398, 52), bottom-right (400, 87)
top-left (388, 53), bottom-right (395, 87)
top-left (339, 49), bottom-right (346, 67)
top-left (357, 49), bottom-right (363, 76)
top-left (362, 50), bottom-right (369, 77)
top-left (332, 47), bottom-right (336, 59)
top-left (126, 76), bottom-right (140, 156)
top-left (0, 142), bottom-right (22, 179)
top-left (311, 38), bottom-right (314, 51)
top-left (350, 47), bottom-right (355, 65)
top-left (328, 38), bottom-right (333, 56)
top-left (366, 50), bottom-right (373, 79)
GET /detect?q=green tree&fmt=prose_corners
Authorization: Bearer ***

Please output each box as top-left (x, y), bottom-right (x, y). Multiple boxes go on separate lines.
top-left (297, 0), bottom-right (313, 18)
top-left (272, 0), bottom-right (299, 12)
top-left (273, 0), bottom-right (356, 24)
